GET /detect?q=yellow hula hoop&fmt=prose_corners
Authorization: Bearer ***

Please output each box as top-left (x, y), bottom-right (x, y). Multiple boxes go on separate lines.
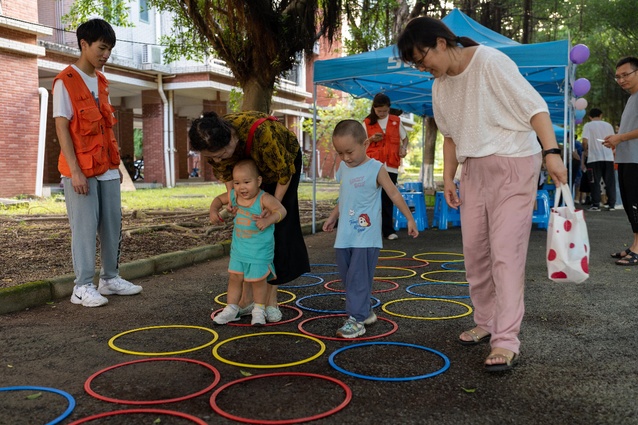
top-left (214, 289), bottom-right (297, 306)
top-left (381, 297), bottom-right (473, 320)
top-left (108, 325), bottom-right (219, 356)
top-left (374, 266), bottom-right (417, 280)
top-left (412, 252), bottom-right (465, 263)
top-left (420, 270), bottom-right (468, 284)
top-left (212, 332), bottom-right (326, 369)
top-left (379, 249), bottom-right (407, 259)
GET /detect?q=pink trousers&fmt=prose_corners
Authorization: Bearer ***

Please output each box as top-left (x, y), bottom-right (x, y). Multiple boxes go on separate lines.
top-left (459, 153), bottom-right (541, 354)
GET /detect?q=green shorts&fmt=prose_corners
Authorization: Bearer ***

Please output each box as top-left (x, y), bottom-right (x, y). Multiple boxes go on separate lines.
top-left (229, 258), bottom-right (276, 282)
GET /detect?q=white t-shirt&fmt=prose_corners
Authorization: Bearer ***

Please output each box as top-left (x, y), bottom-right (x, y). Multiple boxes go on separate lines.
top-left (433, 45), bottom-right (547, 163)
top-left (53, 65), bottom-right (119, 181)
top-left (581, 120), bottom-right (615, 162)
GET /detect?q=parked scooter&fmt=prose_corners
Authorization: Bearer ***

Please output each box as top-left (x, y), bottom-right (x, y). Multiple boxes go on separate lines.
top-left (133, 159), bottom-right (144, 181)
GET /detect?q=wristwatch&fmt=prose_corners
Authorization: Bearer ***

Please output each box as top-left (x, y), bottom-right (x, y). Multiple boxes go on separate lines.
top-left (542, 148), bottom-right (562, 157)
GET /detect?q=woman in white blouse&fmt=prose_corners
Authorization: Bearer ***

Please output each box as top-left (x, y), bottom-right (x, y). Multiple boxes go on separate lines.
top-left (397, 17), bottom-right (567, 372)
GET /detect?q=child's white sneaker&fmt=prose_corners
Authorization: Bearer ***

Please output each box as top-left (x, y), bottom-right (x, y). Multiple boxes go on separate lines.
top-left (251, 307), bottom-right (267, 326)
top-left (213, 305), bottom-right (240, 325)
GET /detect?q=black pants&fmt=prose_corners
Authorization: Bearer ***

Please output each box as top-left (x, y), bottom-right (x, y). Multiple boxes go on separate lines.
top-left (381, 171), bottom-right (399, 237)
top-left (618, 163), bottom-right (638, 233)
top-left (590, 161), bottom-right (616, 207)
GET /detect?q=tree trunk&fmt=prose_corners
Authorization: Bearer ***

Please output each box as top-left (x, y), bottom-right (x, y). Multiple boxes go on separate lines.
top-left (241, 78), bottom-right (274, 113)
top-left (422, 116), bottom-right (438, 190)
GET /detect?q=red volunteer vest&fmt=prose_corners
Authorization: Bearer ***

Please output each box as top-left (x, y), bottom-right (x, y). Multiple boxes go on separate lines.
top-left (364, 115), bottom-right (402, 169)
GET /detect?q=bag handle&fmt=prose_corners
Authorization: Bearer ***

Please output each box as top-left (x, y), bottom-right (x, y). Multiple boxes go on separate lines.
top-left (245, 116), bottom-right (277, 157)
top-left (554, 183), bottom-right (576, 212)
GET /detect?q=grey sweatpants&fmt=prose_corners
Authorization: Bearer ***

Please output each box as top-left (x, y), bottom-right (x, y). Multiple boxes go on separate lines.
top-left (63, 177), bottom-right (122, 286)
top-left (335, 247), bottom-right (380, 322)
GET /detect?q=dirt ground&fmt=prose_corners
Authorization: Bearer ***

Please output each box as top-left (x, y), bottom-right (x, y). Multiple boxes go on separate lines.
top-left (0, 200), bottom-right (334, 289)
top-left (1, 208), bottom-right (637, 425)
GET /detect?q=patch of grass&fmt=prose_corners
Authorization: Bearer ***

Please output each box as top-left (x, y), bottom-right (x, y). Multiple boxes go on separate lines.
top-left (0, 181), bottom-right (340, 216)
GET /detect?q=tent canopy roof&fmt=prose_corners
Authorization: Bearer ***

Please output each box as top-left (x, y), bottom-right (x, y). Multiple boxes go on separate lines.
top-left (313, 8), bottom-right (569, 122)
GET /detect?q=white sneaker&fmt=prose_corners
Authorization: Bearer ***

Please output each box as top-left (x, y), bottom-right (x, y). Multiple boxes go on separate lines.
top-left (238, 302), bottom-right (255, 317)
top-left (363, 310), bottom-right (377, 325)
top-left (213, 305), bottom-right (240, 325)
top-left (251, 307), bottom-right (267, 326)
top-left (70, 285), bottom-right (108, 307)
top-left (387, 233), bottom-right (399, 240)
top-left (266, 306), bottom-right (282, 322)
top-left (98, 276), bottom-right (143, 296)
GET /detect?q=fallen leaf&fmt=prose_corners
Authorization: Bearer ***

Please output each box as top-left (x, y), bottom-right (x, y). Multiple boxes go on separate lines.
top-left (240, 370), bottom-right (252, 377)
top-left (461, 387), bottom-right (476, 393)
top-left (26, 392), bottom-right (42, 400)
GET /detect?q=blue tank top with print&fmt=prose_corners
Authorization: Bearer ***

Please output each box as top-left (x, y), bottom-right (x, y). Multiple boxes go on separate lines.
top-left (230, 189), bottom-right (274, 264)
top-left (334, 159), bottom-right (383, 249)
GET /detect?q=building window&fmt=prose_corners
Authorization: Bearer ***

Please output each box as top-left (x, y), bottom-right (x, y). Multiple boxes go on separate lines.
top-left (139, 0), bottom-right (149, 23)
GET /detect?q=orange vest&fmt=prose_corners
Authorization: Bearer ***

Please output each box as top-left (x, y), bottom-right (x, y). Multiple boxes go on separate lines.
top-left (54, 66), bottom-right (120, 178)
top-left (364, 115), bottom-right (402, 169)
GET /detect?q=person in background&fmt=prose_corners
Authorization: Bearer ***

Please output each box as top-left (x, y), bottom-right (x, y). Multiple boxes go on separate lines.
top-left (53, 18), bottom-right (142, 307)
top-left (323, 120), bottom-right (418, 338)
top-left (397, 16), bottom-right (567, 372)
top-left (362, 93), bottom-right (410, 240)
top-left (210, 159), bottom-right (286, 326)
top-left (603, 57), bottom-right (638, 265)
top-left (189, 111), bottom-right (311, 320)
top-left (581, 108), bottom-right (616, 211)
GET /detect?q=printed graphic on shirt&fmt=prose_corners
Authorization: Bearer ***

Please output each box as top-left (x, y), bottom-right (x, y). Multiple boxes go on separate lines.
top-left (347, 209), bottom-right (373, 233)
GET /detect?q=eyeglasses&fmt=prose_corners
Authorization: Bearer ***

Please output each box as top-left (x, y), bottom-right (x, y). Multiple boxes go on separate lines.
top-left (411, 48), bottom-right (431, 69)
top-left (614, 69), bottom-right (638, 81)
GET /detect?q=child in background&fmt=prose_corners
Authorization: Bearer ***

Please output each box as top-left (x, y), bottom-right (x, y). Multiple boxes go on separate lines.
top-left (323, 120), bottom-right (419, 338)
top-left (210, 159), bottom-right (286, 326)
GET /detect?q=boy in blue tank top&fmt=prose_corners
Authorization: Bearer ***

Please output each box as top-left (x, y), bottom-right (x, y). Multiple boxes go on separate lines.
top-left (210, 159), bottom-right (287, 326)
top-left (323, 120), bottom-right (419, 338)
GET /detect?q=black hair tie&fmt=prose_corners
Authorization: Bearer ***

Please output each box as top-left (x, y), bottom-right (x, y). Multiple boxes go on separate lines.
top-left (456, 36), bottom-right (462, 43)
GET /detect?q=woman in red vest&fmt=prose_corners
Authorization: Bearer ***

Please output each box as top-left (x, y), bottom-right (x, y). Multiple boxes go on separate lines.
top-left (363, 93), bottom-right (409, 240)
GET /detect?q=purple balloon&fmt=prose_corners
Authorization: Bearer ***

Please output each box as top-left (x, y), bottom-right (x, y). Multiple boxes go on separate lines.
top-left (570, 44), bottom-right (590, 64)
top-left (575, 118), bottom-right (583, 125)
top-left (573, 78), bottom-right (591, 97)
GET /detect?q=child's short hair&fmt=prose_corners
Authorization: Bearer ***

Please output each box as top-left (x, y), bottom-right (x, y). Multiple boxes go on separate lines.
top-left (76, 19), bottom-right (116, 48)
top-left (333, 119), bottom-right (367, 144)
top-left (233, 158), bottom-right (260, 178)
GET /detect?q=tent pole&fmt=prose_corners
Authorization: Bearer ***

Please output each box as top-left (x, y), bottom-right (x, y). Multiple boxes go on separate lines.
top-left (312, 84), bottom-right (318, 234)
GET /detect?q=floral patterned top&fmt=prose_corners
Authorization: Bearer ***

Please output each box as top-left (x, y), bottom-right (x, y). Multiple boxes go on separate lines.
top-left (207, 112), bottom-right (299, 185)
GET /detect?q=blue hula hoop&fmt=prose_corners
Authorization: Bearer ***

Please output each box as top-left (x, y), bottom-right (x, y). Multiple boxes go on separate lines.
top-left (441, 261), bottom-right (466, 271)
top-left (0, 386), bottom-right (75, 425)
top-left (405, 282), bottom-right (470, 299)
top-left (279, 273), bottom-right (324, 288)
top-left (328, 342), bottom-right (450, 382)
top-left (295, 293), bottom-right (381, 314)
top-left (309, 263), bottom-right (340, 276)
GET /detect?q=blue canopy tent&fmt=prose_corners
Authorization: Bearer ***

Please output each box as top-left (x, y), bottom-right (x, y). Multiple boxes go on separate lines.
top-left (309, 9), bottom-right (572, 227)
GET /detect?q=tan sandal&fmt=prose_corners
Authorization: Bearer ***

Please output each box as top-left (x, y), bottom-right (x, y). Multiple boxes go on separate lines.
top-left (484, 351), bottom-right (519, 372)
top-left (458, 328), bottom-right (490, 346)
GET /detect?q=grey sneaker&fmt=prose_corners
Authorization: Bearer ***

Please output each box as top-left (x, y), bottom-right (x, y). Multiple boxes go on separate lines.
top-left (336, 317), bottom-right (366, 338)
top-left (251, 307), bottom-right (267, 326)
top-left (213, 305), bottom-right (240, 325)
top-left (71, 285), bottom-right (108, 307)
top-left (363, 310), bottom-right (377, 325)
top-left (238, 302), bottom-right (254, 317)
top-left (587, 206), bottom-right (601, 212)
top-left (98, 277), bottom-right (143, 296)
top-left (266, 306), bottom-right (282, 322)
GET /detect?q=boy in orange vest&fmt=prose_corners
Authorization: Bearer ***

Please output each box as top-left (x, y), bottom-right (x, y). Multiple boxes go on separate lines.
top-left (53, 19), bottom-right (142, 307)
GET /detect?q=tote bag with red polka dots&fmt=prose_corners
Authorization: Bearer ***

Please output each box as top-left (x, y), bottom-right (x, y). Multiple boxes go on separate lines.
top-left (546, 184), bottom-right (590, 283)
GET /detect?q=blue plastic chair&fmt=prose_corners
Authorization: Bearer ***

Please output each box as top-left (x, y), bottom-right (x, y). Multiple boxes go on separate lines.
top-left (393, 191), bottom-right (428, 231)
top-left (532, 190), bottom-right (551, 229)
top-left (433, 191), bottom-right (461, 230)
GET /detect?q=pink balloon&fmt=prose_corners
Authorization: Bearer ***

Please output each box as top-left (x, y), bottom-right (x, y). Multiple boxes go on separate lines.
top-left (570, 44), bottom-right (590, 64)
top-left (574, 98), bottom-right (588, 110)
top-left (573, 78), bottom-right (591, 97)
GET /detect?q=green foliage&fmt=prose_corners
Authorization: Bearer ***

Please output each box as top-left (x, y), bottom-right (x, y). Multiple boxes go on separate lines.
top-left (63, 0), bottom-right (132, 29)
top-left (133, 129), bottom-right (143, 159)
top-left (228, 86), bottom-right (244, 114)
